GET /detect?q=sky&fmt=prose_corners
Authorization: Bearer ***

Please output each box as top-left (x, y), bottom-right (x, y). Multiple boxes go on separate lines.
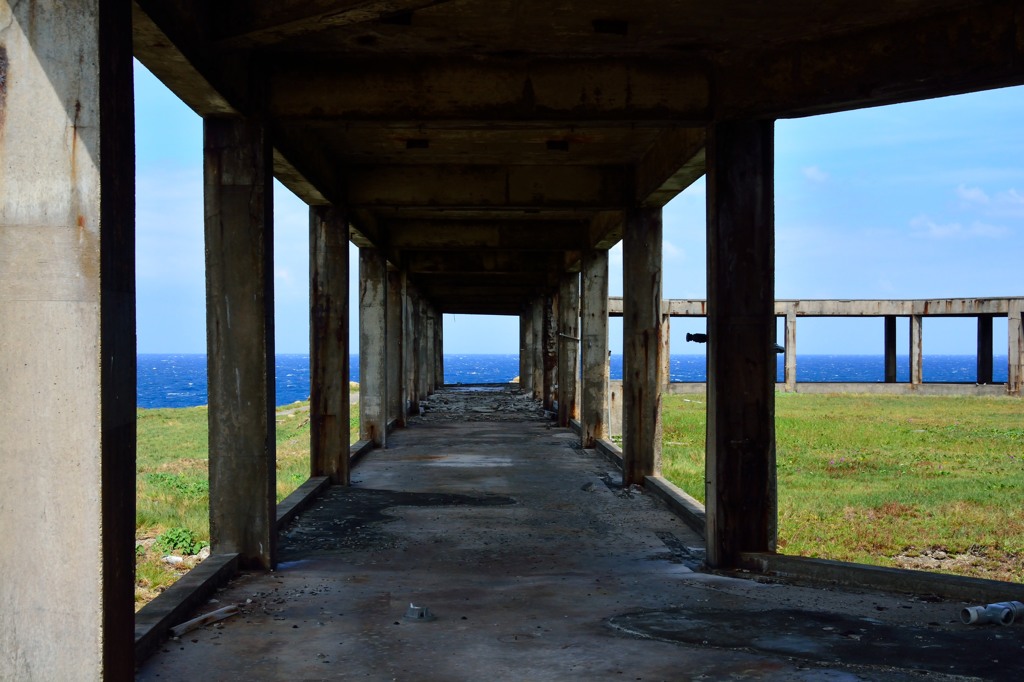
top-left (135, 60), bottom-right (1023, 357)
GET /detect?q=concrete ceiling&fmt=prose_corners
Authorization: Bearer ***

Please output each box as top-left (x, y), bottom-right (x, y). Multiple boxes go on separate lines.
top-left (133, 0), bottom-right (1024, 315)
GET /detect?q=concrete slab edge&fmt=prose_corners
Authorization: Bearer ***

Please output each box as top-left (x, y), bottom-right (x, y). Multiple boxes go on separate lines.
top-left (595, 438), bottom-right (623, 468)
top-left (644, 475), bottom-right (707, 538)
top-left (275, 476), bottom-right (331, 530)
top-left (740, 552), bottom-right (1024, 602)
top-left (134, 552), bottom-right (240, 662)
top-left (569, 418), bottom-right (582, 436)
top-left (350, 439), bottom-right (375, 465)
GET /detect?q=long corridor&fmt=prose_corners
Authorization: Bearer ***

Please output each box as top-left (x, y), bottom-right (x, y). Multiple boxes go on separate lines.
top-left (137, 389), bottom-right (1017, 681)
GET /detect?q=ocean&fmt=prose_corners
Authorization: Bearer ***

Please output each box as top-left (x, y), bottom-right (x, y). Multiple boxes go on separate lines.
top-left (137, 353), bottom-right (1010, 409)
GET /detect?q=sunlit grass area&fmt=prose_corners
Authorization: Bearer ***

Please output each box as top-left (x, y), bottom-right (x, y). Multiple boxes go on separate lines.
top-left (135, 399), bottom-right (359, 608)
top-left (661, 393), bottom-right (1024, 583)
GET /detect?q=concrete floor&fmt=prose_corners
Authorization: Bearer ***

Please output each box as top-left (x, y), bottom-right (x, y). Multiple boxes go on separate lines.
top-left (137, 388), bottom-right (1023, 681)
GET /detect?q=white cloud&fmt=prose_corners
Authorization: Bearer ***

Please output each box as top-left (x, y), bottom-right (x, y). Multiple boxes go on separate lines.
top-left (955, 183), bottom-right (989, 204)
top-left (663, 240), bottom-right (684, 260)
top-left (802, 165), bottom-right (829, 183)
top-left (909, 214), bottom-right (1009, 239)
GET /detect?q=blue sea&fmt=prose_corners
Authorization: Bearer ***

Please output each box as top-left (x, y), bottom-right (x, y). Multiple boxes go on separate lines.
top-left (137, 354), bottom-right (1010, 409)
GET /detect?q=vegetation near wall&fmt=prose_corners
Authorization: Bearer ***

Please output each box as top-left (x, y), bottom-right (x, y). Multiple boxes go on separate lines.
top-left (661, 394), bottom-right (1024, 583)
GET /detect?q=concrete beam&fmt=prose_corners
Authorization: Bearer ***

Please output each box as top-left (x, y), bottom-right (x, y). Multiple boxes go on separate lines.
top-left (310, 206), bottom-right (351, 484)
top-left (344, 164), bottom-right (631, 209)
top-left (270, 57), bottom-right (710, 122)
top-left (359, 248), bottom-right (388, 446)
top-left (634, 127), bottom-right (706, 207)
top-left (205, 117), bottom-right (277, 570)
top-left (622, 207), bottom-right (663, 486)
top-left (705, 120), bottom-right (777, 569)
top-left (404, 250), bottom-right (567, 274)
top-left (216, 0), bottom-right (449, 48)
top-left (580, 250), bottom-right (610, 447)
top-left (608, 297), bottom-right (1021, 318)
top-left (719, 2), bottom-right (1024, 119)
top-left (0, 1), bottom-right (136, 676)
top-left (388, 220), bottom-right (590, 251)
top-left (557, 272), bottom-right (581, 427)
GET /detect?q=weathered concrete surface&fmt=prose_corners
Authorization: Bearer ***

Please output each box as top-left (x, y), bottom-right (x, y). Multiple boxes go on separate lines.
top-left (359, 247), bottom-right (388, 446)
top-left (136, 391), bottom-right (1021, 681)
top-left (0, 1), bottom-right (136, 677)
top-left (580, 249), bottom-right (610, 448)
top-left (205, 116), bottom-right (277, 570)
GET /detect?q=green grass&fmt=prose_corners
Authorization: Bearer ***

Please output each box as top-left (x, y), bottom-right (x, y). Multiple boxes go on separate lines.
top-left (661, 393), bottom-right (1024, 582)
top-left (135, 399), bottom-right (359, 607)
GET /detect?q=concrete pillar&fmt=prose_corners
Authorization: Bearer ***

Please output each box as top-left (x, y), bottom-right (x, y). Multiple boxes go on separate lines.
top-left (205, 117), bottom-right (276, 570)
top-left (977, 315), bottom-right (994, 385)
top-left (622, 207), bottom-right (664, 486)
top-left (557, 272), bottom-right (581, 426)
top-left (521, 307), bottom-right (536, 394)
top-left (435, 312), bottom-right (445, 387)
top-left (784, 306), bottom-right (797, 391)
top-left (660, 313), bottom-right (671, 387)
top-left (1009, 300), bottom-right (1023, 396)
top-left (705, 120), bottom-right (777, 569)
top-left (417, 300), bottom-right (430, 399)
top-left (359, 247), bottom-right (387, 446)
top-left (542, 291), bottom-right (559, 411)
top-left (404, 284), bottom-right (420, 414)
top-left (310, 206), bottom-right (350, 484)
top-left (0, 1), bottom-right (136, 676)
top-left (580, 250), bottom-right (610, 447)
top-left (884, 315), bottom-right (898, 383)
top-left (425, 307), bottom-right (436, 393)
top-left (532, 297), bottom-right (544, 400)
top-left (910, 314), bottom-right (923, 385)
top-left (387, 269), bottom-right (404, 426)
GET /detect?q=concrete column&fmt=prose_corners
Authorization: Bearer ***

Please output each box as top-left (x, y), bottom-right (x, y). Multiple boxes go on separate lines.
top-left (205, 117), bottom-right (276, 570)
top-left (910, 314), bottom-right (923, 385)
top-left (0, 2), bottom-right (136, 676)
top-left (1009, 300), bottom-right (1023, 396)
top-left (784, 306), bottom-right (797, 391)
top-left (884, 315), bottom-right (898, 383)
top-left (557, 273), bottom-right (581, 426)
top-left (417, 300), bottom-right (430, 399)
top-left (387, 269), bottom-right (404, 426)
top-left (435, 313), bottom-right (445, 387)
top-left (977, 315), bottom-right (994, 385)
top-left (532, 297), bottom-right (544, 400)
top-left (580, 250), bottom-right (610, 447)
top-left (660, 313), bottom-right (671, 387)
top-left (309, 206), bottom-right (350, 484)
top-left (404, 284), bottom-right (420, 414)
top-left (425, 307), bottom-right (436, 393)
top-left (705, 120), bottom-right (777, 569)
top-left (359, 248), bottom-right (388, 446)
top-left (521, 307), bottom-right (536, 394)
top-left (542, 291), bottom-right (559, 410)
top-left (622, 207), bottom-right (664, 486)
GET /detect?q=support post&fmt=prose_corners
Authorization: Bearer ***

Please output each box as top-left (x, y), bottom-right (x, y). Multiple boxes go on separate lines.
top-left (977, 315), bottom-right (994, 385)
top-left (520, 309), bottom-right (535, 394)
top-left (404, 284), bottom-right (420, 414)
top-left (417, 300), bottom-right (430, 399)
top-left (543, 291), bottom-right (559, 411)
top-left (205, 117), bottom-right (276, 569)
top-left (580, 250), bottom-right (610, 448)
top-left (0, 1), bottom-right (136, 675)
top-left (310, 206), bottom-right (350, 483)
top-left (623, 207), bottom-right (664, 485)
top-left (1009, 300), bottom-right (1023, 396)
top-left (660, 313), bottom-right (672, 387)
top-left (387, 269), bottom-right (404, 425)
top-left (705, 120), bottom-right (777, 569)
top-left (425, 307), bottom-right (436, 392)
top-left (784, 306), bottom-right (797, 391)
top-left (532, 298), bottom-right (544, 400)
top-left (558, 273), bottom-right (581, 426)
top-left (359, 248), bottom-right (388, 446)
top-left (435, 312), bottom-right (445, 387)
top-left (884, 315), bottom-right (898, 383)
top-left (910, 314), bottom-right (923, 386)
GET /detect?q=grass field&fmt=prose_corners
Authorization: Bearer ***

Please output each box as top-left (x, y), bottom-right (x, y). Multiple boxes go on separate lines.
top-left (134, 399), bottom-right (359, 607)
top-left (135, 392), bottom-right (1023, 608)
top-left (661, 393), bottom-right (1024, 582)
